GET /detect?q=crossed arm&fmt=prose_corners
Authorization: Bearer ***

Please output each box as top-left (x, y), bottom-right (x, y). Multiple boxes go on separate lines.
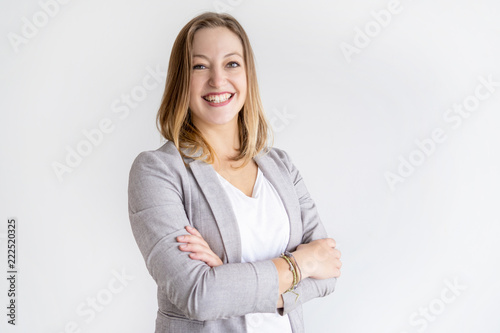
top-left (176, 225), bottom-right (341, 309)
top-left (128, 149), bottom-right (340, 321)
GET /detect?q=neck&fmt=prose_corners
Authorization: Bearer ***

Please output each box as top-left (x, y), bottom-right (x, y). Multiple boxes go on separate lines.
top-left (193, 117), bottom-right (240, 163)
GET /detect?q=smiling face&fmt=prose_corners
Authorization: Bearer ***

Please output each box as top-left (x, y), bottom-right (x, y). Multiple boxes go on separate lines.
top-left (189, 27), bottom-right (247, 130)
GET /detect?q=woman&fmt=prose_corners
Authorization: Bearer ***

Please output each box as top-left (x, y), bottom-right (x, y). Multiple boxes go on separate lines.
top-left (128, 12), bottom-right (341, 332)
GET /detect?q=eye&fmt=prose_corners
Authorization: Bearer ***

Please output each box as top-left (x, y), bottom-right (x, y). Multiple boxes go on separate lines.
top-left (193, 64), bottom-right (206, 70)
top-left (227, 61), bottom-right (240, 68)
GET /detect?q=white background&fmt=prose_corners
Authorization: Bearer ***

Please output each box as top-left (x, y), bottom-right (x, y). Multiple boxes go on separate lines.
top-left (1, 0), bottom-right (500, 332)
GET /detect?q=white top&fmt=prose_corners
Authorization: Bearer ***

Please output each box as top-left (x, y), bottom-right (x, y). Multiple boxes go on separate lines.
top-left (216, 167), bottom-right (293, 333)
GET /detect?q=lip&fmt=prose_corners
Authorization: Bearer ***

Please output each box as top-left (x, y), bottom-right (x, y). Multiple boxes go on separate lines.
top-left (202, 92), bottom-right (235, 107)
top-left (202, 91), bottom-right (234, 97)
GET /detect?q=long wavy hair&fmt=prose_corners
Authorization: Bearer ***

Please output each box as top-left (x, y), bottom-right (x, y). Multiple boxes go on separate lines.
top-left (156, 12), bottom-right (273, 168)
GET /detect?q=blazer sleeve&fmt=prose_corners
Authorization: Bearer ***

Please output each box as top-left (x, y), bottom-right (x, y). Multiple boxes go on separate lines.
top-left (128, 151), bottom-right (280, 321)
top-left (275, 149), bottom-right (338, 316)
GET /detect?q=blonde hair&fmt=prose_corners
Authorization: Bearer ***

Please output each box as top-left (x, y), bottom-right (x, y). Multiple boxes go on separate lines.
top-left (156, 12), bottom-right (273, 168)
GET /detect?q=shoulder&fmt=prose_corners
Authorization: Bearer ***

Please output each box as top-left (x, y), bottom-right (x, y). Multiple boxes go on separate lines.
top-left (130, 141), bottom-right (186, 177)
top-left (128, 142), bottom-right (186, 213)
top-left (258, 146), bottom-right (295, 173)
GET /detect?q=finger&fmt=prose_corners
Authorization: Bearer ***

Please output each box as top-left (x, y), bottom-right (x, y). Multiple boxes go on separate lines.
top-left (189, 252), bottom-right (223, 267)
top-left (189, 252), bottom-right (210, 264)
top-left (188, 248), bottom-right (214, 262)
top-left (178, 243), bottom-right (211, 254)
top-left (176, 234), bottom-right (208, 247)
top-left (185, 225), bottom-right (202, 237)
top-left (180, 243), bottom-right (221, 265)
top-left (179, 243), bottom-right (214, 255)
top-left (176, 235), bottom-right (189, 243)
top-left (329, 238), bottom-right (336, 248)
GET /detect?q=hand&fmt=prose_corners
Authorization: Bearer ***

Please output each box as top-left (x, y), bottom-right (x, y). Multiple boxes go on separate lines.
top-left (294, 238), bottom-right (341, 280)
top-left (176, 226), bottom-right (223, 268)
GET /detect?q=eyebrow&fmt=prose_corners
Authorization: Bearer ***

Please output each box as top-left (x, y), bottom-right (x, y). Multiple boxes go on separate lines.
top-left (192, 52), bottom-right (243, 60)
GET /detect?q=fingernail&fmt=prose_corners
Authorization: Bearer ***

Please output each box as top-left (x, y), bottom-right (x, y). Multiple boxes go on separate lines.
top-left (186, 226), bottom-right (193, 229)
top-left (178, 236), bottom-right (184, 240)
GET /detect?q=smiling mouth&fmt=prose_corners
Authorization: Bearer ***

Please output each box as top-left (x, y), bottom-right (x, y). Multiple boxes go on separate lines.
top-left (202, 93), bottom-right (234, 104)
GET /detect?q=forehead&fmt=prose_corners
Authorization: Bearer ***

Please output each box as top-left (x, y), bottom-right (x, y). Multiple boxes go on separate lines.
top-left (191, 27), bottom-right (243, 56)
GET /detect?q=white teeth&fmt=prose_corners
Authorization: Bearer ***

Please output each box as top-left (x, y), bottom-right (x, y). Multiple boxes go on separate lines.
top-left (204, 93), bottom-right (232, 103)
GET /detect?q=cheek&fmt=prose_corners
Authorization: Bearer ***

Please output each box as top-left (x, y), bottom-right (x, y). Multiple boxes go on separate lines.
top-left (189, 78), bottom-right (202, 102)
top-left (188, 91), bottom-right (196, 108)
top-left (236, 74), bottom-right (247, 94)
top-left (190, 72), bottom-right (206, 90)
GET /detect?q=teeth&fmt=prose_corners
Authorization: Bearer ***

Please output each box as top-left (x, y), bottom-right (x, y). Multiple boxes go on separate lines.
top-left (204, 93), bottom-right (232, 103)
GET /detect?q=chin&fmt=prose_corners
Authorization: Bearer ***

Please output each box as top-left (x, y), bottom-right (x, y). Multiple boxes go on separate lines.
top-left (197, 107), bottom-right (241, 124)
top-left (208, 114), bottom-right (239, 125)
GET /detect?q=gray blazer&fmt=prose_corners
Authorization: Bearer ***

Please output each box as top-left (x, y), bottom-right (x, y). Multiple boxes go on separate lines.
top-left (128, 140), bottom-right (337, 332)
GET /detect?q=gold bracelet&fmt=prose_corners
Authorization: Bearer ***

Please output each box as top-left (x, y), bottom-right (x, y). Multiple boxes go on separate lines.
top-left (284, 251), bottom-right (302, 288)
top-left (280, 254), bottom-right (296, 290)
top-left (280, 253), bottom-right (300, 302)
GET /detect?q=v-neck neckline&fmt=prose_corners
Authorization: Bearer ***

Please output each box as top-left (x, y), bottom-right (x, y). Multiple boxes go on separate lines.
top-left (216, 167), bottom-right (262, 199)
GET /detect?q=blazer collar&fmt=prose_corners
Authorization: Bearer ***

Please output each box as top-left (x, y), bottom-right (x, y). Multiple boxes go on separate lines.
top-left (187, 149), bottom-right (301, 263)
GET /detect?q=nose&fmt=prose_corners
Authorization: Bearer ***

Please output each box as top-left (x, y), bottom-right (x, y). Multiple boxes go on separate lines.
top-left (208, 67), bottom-right (227, 88)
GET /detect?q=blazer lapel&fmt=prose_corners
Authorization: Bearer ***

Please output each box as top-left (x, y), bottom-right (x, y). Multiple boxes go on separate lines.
top-left (189, 158), bottom-right (243, 264)
top-left (254, 152), bottom-right (302, 252)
